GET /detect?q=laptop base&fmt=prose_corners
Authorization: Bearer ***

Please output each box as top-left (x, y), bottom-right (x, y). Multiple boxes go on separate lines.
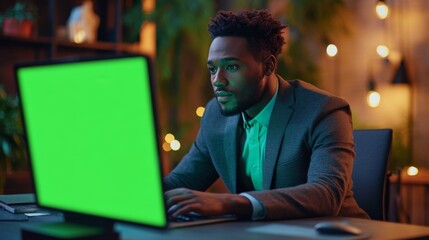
top-left (22, 222), bottom-right (120, 240)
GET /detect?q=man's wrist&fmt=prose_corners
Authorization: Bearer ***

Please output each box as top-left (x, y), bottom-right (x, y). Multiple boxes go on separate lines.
top-left (225, 194), bottom-right (253, 219)
top-left (239, 192), bottom-right (266, 221)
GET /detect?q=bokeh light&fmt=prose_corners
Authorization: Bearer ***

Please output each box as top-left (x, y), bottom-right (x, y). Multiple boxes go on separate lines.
top-left (196, 106), bottom-right (205, 117)
top-left (170, 139), bottom-right (181, 151)
top-left (162, 142), bottom-right (171, 152)
top-left (375, 1), bottom-right (389, 19)
top-left (326, 44), bottom-right (338, 57)
top-left (407, 166), bottom-right (419, 176)
top-left (367, 91), bottom-right (381, 108)
top-left (164, 133), bottom-right (175, 143)
top-left (376, 45), bottom-right (390, 58)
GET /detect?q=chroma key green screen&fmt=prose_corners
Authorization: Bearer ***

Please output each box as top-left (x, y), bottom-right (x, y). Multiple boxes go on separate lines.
top-left (16, 55), bottom-right (167, 228)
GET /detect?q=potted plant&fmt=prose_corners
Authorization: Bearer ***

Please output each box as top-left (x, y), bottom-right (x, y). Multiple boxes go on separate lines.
top-left (0, 86), bottom-right (28, 194)
top-left (2, 1), bottom-right (38, 37)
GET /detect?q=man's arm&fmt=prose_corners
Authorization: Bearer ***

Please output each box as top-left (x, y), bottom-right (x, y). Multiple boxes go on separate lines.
top-left (247, 96), bottom-right (357, 219)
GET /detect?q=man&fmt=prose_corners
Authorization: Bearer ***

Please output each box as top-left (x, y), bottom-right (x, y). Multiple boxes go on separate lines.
top-left (164, 9), bottom-right (369, 220)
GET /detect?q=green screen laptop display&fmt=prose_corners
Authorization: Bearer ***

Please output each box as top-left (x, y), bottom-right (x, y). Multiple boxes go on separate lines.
top-left (16, 55), bottom-right (167, 228)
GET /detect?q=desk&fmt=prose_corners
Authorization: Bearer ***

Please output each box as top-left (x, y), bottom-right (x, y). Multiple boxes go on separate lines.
top-left (3, 212), bottom-right (429, 240)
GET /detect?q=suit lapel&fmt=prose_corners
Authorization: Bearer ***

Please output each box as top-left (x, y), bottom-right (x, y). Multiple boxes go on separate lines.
top-left (221, 115), bottom-right (240, 193)
top-left (263, 78), bottom-right (295, 189)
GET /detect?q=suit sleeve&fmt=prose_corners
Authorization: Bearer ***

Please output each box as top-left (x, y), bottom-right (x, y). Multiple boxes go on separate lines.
top-left (247, 95), bottom-right (358, 219)
top-left (163, 100), bottom-right (220, 191)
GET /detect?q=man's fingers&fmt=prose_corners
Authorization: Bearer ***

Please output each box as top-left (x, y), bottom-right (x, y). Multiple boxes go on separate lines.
top-left (168, 199), bottom-right (200, 217)
top-left (165, 188), bottom-right (194, 206)
top-left (166, 194), bottom-right (191, 206)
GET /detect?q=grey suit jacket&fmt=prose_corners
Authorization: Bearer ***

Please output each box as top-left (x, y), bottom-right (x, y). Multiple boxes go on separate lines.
top-left (164, 77), bottom-right (369, 220)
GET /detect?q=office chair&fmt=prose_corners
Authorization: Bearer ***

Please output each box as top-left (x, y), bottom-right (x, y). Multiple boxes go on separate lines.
top-left (352, 129), bottom-right (392, 221)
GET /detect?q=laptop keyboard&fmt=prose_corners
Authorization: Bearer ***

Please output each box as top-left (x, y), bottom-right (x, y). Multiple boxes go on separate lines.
top-left (168, 212), bottom-right (237, 223)
top-left (168, 212), bottom-right (208, 222)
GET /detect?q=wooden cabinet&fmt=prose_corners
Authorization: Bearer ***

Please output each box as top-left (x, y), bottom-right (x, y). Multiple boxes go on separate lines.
top-left (389, 169), bottom-right (429, 225)
top-left (0, 0), bottom-right (144, 93)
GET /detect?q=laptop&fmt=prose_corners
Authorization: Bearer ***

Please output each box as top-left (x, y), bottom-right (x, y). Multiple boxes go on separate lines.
top-left (15, 54), bottom-right (235, 233)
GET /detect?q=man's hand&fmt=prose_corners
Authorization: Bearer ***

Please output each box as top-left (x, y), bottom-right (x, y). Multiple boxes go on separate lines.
top-left (165, 188), bottom-right (252, 218)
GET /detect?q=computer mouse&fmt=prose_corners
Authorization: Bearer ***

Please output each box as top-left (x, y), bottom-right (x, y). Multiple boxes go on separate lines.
top-left (314, 221), bottom-right (363, 235)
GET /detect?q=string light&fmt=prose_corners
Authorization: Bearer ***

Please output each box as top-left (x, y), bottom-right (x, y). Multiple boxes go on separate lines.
top-left (164, 133), bottom-right (175, 143)
top-left (375, 0), bottom-right (389, 20)
top-left (406, 166), bottom-right (419, 176)
top-left (170, 140), bottom-right (181, 151)
top-left (376, 45), bottom-right (390, 58)
top-left (162, 142), bottom-right (172, 152)
top-left (367, 78), bottom-right (380, 108)
top-left (367, 91), bottom-right (381, 108)
top-left (163, 133), bottom-right (181, 152)
top-left (326, 44), bottom-right (338, 57)
top-left (369, 1), bottom-right (387, 108)
top-left (196, 106), bottom-right (205, 117)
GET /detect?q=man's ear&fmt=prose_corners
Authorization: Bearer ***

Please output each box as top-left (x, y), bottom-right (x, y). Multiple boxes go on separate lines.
top-left (263, 55), bottom-right (277, 76)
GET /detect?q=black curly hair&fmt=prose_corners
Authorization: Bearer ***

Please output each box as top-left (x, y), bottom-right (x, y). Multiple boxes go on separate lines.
top-left (208, 9), bottom-right (287, 60)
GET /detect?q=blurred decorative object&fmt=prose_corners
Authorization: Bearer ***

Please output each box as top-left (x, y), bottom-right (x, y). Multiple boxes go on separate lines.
top-left (67, 1), bottom-right (99, 43)
top-left (391, 58), bottom-right (411, 84)
top-left (0, 85), bottom-right (28, 194)
top-left (375, 0), bottom-right (389, 20)
top-left (2, 1), bottom-right (38, 37)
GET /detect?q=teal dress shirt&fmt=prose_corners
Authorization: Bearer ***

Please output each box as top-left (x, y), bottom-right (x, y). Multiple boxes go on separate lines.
top-left (239, 84), bottom-right (278, 220)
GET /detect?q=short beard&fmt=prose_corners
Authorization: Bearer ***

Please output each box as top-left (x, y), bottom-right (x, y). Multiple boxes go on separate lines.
top-left (217, 99), bottom-right (253, 117)
top-left (223, 87), bottom-right (264, 118)
top-left (220, 107), bottom-right (241, 116)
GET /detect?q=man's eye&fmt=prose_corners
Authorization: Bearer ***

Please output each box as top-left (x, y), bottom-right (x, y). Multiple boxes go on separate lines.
top-left (226, 65), bottom-right (239, 72)
top-left (208, 67), bottom-right (217, 75)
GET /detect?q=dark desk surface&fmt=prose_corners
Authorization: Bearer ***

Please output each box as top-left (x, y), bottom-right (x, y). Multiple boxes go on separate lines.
top-left (3, 210), bottom-right (429, 240)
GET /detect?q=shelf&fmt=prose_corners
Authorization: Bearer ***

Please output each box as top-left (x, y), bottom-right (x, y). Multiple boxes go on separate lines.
top-left (55, 39), bottom-right (118, 51)
top-left (0, 34), bottom-right (52, 45)
top-left (0, 34), bottom-right (145, 54)
top-left (0, 0), bottom-right (145, 93)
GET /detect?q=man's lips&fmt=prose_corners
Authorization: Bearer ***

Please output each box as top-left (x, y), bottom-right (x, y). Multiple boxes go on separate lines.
top-left (215, 90), bottom-right (233, 102)
top-left (215, 90), bottom-right (232, 97)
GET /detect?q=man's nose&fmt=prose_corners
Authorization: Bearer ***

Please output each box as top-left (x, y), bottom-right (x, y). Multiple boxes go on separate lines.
top-left (212, 70), bottom-right (227, 87)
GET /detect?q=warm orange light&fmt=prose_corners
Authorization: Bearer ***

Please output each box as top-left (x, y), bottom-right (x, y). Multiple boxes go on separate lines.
top-left (407, 166), bottom-right (419, 176)
top-left (196, 106), bottom-right (205, 117)
top-left (376, 45), bottom-right (390, 58)
top-left (73, 29), bottom-right (86, 43)
top-left (162, 142), bottom-right (172, 152)
top-left (367, 91), bottom-right (381, 108)
top-left (326, 44), bottom-right (338, 57)
top-left (164, 133), bottom-right (175, 143)
top-left (376, 1), bottom-right (389, 19)
top-left (138, 0), bottom-right (156, 56)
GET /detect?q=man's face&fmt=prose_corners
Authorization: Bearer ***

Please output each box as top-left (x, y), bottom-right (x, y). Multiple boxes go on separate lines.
top-left (207, 37), bottom-right (267, 116)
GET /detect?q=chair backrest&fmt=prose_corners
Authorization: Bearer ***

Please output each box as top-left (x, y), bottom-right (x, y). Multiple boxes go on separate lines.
top-left (352, 129), bottom-right (392, 221)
